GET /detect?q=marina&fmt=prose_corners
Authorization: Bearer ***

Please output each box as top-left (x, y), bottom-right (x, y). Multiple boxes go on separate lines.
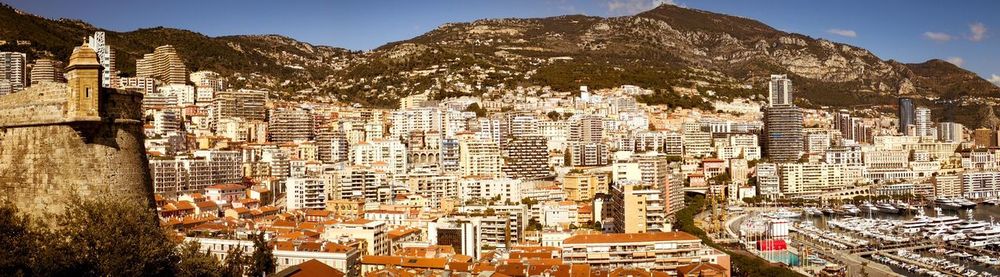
top-left (733, 201), bottom-right (1000, 276)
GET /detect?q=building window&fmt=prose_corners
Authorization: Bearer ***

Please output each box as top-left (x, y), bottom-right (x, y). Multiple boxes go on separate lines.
top-left (86, 87), bottom-right (90, 98)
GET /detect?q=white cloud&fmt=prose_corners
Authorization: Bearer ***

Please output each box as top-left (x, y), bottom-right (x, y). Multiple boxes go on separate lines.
top-left (990, 74), bottom-right (1000, 87)
top-left (827, 28), bottom-right (857, 38)
top-left (969, 22), bottom-right (987, 41)
top-left (606, 0), bottom-right (677, 16)
top-left (923, 32), bottom-right (953, 42)
top-left (945, 57), bottom-right (964, 66)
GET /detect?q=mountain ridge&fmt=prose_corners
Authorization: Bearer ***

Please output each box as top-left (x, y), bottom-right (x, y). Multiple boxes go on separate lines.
top-left (2, 3), bottom-right (997, 109)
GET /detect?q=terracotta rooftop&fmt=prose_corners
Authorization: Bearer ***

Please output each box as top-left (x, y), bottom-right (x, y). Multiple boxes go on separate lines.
top-left (562, 232), bottom-right (700, 245)
top-left (207, 183), bottom-right (246, 191)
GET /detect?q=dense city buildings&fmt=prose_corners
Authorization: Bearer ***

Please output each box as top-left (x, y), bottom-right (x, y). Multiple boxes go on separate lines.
top-left (13, 7), bottom-right (1000, 277)
top-left (0, 51), bottom-right (26, 94)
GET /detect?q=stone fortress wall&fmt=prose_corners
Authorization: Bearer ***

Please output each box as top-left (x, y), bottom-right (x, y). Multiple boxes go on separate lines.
top-left (0, 83), bottom-right (68, 127)
top-left (0, 45), bottom-right (153, 221)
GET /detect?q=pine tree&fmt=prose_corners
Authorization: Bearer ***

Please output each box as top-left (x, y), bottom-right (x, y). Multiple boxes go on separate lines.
top-left (221, 244), bottom-right (248, 277)
top-left (247, 232), bottom-right (276, 277)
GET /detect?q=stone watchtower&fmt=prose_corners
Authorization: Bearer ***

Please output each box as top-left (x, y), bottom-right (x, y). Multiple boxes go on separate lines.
top-left (0, 40), bottom-right (153, 221)
top-left (65, 41), bottom-right (101, 119)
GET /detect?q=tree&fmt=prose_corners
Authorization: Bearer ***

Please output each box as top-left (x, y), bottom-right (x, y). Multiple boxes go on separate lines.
top-left (176, 241), bottom-right (222, 277)
top-left (0, 202), bottom-right (36, 276)
top-left (520, 197), bottom-right (539, 208)
top-left (221, 245), bottom-right (248, 277)
top-left (247, 232), bottom-right (276, 277)
top-left (526, 219), bottom-right (543, 231)
top-left (34, 197), bottom-right (179, 276)
top-left (0, 198), bottom-right (243, 276)
top-left (547, 111), bottom-right (561, 121)
top-left (465, 103), bottom-right (486, 117)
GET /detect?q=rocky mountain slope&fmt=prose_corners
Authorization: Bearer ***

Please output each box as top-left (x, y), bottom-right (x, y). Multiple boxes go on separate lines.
top-left (0, 3), bottom-right (352, 91)
top-left (330, 5), bottom-right (998, 107)
top-left (2, 3), bottom-right (997, 108)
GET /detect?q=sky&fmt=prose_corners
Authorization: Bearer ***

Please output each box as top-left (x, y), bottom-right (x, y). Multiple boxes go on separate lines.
top-left (7, 0), bottom-right (1000, 84)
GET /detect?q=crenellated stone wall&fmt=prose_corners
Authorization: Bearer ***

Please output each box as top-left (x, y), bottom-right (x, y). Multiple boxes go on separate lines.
top-left (0, 84), bottom-right (152, 221)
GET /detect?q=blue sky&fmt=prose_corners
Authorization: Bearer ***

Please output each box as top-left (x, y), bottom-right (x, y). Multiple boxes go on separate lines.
top-left (7, 0), bottom-right (999, 83)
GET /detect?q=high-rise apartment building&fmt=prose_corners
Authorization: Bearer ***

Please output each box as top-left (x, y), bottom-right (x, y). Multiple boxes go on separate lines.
top-left (87, 31), bottom-right (117, 88)
top-left (569, 142), bottom-right (609, 166)
top-left (501, 135), bottom-right (551, 180)
top-left (569, 116), bottom-right (604, 143)
top-left (898, 97), bottom-right (914, 134)
top-left (768, 74), bottom-right (792, 106)
top-left (118, 77), bottom-right (157, 94)
top-left (938, 122), bottom-right (964, 143)
top-left (269, 108), bottom-right (315, 142)
top-left (0, 52), bottom-right (27, 94)
top-left (608, 182), bottom-right (668, 233)
top-left (190, 70), bottom-right (226, 90)
top-left (350, 139), bottom-right (407, 176)
top-left (316, 128), bottom-right (349, 163)
top-left (137, 45), bottom-right (187, 85)
top-left (441, 138), bottom-right (461, 172)
top-left (333, 166), bottom-right (391, 203)
top-left (762, 105), bottom-right (804, 162)
top-left (914, 107), bottom-right (932, 137)
top-left (285, 177), bottom-right (329, 210)
top-left (29, 58), bottom-right (62, 84)
top-left (213, 90), bottom-right (268, 121)
top-left (459, 139), bottom-right (502, 178)
top-left (682, 122), bottom-right (712, 157)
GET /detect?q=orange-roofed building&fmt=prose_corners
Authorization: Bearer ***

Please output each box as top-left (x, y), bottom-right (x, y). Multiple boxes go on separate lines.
top-left (205, 183), bottom-right (247, 204)
top-left (273, 259), bottom-right (346, 277)
top-left (304, 209), bottom-right (334, 222)
top-left (676, 263), bottom-right (728, 277)
top-left (561, 232), bottom-right (730, 276)
top-left (326, 198), bottom-right (365, 219)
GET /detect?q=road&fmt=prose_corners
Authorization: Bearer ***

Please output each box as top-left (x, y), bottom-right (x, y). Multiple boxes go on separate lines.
top-left (792, 231), bottom-right (904, 276)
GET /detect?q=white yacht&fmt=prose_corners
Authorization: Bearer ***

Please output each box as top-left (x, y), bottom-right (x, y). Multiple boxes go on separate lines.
top-left (900, 214), bottom-right (930, 233)
top-left (822, 207), bottom-right (836, 215)
top-left (968, 225), bottom-right (1000, 247)
top-left (956, 198), bottom-right (977, 208)
top-left (840, 204), bottom-right (860, 215)
top-left (925, 215), bottom-right (963, 227)
top-left (769, 208), bottom-right (801, 219)
top-left (859, 202), bottom-right (879, 214)
top-left (875, 203), bottom-right (899, 214)
top-left (802, 207), bottom-right (823, 216)
top-left (935, 198), bottom-right (963, 209)
top-left (953, 213), bottom-right (989, 233)
top-left (893, 202), bottom-right (918, 212)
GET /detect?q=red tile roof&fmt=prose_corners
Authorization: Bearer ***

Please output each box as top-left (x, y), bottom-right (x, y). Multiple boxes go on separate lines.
top-left (563, 232), bottom-right (700, 245)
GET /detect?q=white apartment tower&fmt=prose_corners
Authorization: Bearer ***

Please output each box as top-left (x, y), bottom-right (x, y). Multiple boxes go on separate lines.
top-left (0, 52), bottom-right (26, 94)
top-left (914, 107), bottom-right (932, 137)
top-left (768, 74), bottom-right (793, 106)
top-left (87, 31), bottom-right (117, 88)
